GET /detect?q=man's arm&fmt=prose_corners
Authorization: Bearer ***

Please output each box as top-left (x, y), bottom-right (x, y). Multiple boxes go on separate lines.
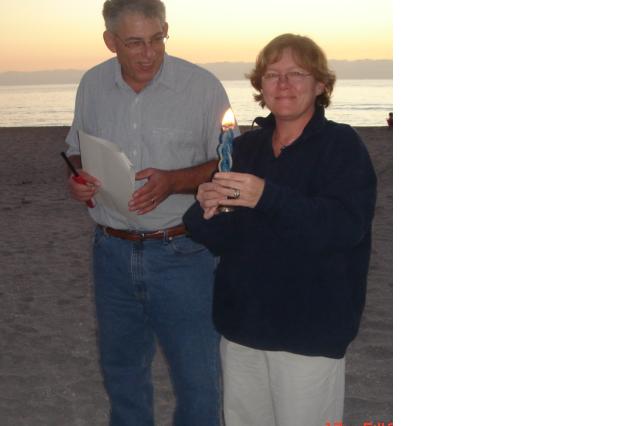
top-left (128, 159), bottom-right (219, 215)
top-left (168, 159), bottom-right (219, 194)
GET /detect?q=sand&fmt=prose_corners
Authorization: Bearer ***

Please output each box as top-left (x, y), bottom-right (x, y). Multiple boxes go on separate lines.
top-left (0, 126), bottom-right (392, 426)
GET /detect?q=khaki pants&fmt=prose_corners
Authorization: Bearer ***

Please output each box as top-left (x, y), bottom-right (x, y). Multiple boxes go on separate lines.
top-left (220, 337), bottom-right (345, 426)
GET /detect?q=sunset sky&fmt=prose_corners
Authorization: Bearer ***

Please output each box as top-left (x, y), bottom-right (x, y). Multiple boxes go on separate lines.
top-left (0, 0), bottom-right (392, 72)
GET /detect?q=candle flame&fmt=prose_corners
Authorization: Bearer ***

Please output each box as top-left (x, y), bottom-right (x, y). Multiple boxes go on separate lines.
top-left (221, 108), bottom-right (236, 128)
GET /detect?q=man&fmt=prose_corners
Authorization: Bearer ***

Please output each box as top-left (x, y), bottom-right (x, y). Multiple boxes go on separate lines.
top-left (65, 1), bottom-right (234, 424)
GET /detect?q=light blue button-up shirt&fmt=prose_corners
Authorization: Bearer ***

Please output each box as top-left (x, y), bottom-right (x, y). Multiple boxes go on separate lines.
top-left (66, 54), bottom-right (237, 231)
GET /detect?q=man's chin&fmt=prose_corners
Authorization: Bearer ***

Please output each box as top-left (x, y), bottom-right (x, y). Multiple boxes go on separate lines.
top-left (136, 66), bottom-right (155, 75)
top-left (135, 60), bottom-right (159, 72)
top-left (133, 70), bottom-right (156, 83)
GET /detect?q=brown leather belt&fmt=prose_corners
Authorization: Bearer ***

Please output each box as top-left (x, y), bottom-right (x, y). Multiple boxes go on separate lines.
top-left (99, 224), bottom-right (187, 241)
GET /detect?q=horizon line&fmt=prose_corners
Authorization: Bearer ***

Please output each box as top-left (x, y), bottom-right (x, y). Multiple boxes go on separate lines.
top-left (0, 58), bottom-right (393, 75)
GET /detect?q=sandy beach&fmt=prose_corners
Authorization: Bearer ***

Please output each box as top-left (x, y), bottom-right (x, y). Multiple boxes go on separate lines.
top-left (0, 126), bottom-right (392, 426)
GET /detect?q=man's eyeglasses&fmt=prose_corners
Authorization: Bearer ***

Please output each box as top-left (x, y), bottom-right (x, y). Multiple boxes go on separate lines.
top-left (262, 71), bottom-right (312, 85)
top-left (112, 32), bottom-right (168, 53)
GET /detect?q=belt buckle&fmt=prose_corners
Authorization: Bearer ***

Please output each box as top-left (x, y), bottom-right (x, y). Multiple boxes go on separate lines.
top-left (139, 229), bottom-right (165, 241)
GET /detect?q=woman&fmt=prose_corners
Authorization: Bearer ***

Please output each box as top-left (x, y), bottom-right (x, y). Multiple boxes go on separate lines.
top-left (183, 33), bottom-right (377, 426)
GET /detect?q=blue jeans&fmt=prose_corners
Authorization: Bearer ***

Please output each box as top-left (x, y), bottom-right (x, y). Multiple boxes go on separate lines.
top-left (92, 227), bottom-right (220, 426)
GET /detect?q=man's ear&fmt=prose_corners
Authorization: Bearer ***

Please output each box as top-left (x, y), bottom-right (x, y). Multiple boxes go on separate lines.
top-left (103, 31), bottom-right (116, 53)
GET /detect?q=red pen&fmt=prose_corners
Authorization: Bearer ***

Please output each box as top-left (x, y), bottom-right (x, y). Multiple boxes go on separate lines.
top-left (60, 152), bottom-right (95, 208)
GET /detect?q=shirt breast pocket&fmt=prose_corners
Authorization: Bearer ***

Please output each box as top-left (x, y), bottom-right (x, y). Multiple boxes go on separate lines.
top-left (148, 127), bottom-right (202, 169)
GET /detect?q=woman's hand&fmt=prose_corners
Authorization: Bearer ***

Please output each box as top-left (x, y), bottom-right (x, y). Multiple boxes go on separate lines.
top-left (212, 172), bottom-right (265, 208)
top-left (196, 180), bottom-right (228, 219)
top-left (196, 172), bottom-right (265, 219)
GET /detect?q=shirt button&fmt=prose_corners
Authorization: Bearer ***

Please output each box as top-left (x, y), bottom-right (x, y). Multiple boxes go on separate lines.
top-left (133, 123), bottom-right (138, 129)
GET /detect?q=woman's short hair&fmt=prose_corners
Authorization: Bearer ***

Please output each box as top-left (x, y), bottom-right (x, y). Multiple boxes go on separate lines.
top-left (248, 34), bottom-right (336, 108)
top-left (102, 0), bottom-right (166, 32)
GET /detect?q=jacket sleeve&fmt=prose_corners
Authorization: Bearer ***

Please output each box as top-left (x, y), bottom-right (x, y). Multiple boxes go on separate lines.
top-left (254, 125), bottom-right (377, 254)
top-left (182, 200), bottom-right (235, 255)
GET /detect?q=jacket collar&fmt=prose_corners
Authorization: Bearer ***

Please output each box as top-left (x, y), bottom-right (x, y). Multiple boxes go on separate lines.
top-left (253, 106), bottom-right (327, 140)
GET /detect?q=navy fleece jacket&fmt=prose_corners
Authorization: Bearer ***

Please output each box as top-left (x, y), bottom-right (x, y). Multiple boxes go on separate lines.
top-left (183, 107), bottom-right (377, 358)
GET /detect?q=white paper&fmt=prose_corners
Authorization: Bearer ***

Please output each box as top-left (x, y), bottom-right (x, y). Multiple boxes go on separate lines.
top-left (79, 130), bottom-right (136, 219)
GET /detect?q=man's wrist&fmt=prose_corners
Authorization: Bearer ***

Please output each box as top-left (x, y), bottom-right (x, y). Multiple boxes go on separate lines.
top-left (167, 169), bottom-right (179, 195)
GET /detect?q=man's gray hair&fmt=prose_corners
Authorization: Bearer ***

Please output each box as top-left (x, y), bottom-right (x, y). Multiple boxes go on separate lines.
top-left (102, 0), bottom-right (166, 32)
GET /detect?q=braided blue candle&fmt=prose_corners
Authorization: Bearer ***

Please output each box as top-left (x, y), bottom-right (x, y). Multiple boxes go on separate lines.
top-left (217, 126), bottom-right (234, 172)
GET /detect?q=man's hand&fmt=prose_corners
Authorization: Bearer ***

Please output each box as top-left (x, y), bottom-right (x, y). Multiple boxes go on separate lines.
top-left (128, 168), bottom-right (174, 215)
top-left (67, 170), bottom-right (100, 204)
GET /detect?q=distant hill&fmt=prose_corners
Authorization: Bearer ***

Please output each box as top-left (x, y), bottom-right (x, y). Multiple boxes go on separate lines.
top-left (0, 59), bottom-right (392, 86)
top-left (330, 59), bottom-right (393, 79)
top-left (200, 59), bottom-right (393, 80)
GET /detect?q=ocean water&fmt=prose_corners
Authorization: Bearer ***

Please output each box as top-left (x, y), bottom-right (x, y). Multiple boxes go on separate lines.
top-left (0, 79), bottom-right (392, 128)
